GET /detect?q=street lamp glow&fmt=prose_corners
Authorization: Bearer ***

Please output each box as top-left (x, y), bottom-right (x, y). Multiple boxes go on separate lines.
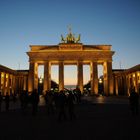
top-left (99, 78), bottom-right (102, 84)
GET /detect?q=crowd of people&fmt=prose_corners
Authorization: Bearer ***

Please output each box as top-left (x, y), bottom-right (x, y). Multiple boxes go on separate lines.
top-left (0, 88), bottom-right (82, 121)
top-left (0, 86), bottom-right (139, 119)
top-left (44, 88), bottom-right (82, 121)
top-left (44, 89), bottom-right (81, 121)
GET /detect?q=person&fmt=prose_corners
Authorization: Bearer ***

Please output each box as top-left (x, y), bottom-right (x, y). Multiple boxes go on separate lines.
top-left (12, 92), bottom-right (17, 103)
top-left (31, 89), bottom-right (39, 116)
top-left (5, 92), bottom-right (10, 111)
top-left (67, 90), bottom-right (76, 120)
top-left (20, 90), bottom-right (28, 115)
top-left (45, 90), bottom-right (54, 115)
top-left (0, 91), bottom-right (2, 112)
top-left (75, 87), bottom-right (81, 103)
top-left (58, 90), bottom-right (67, 122)
top-left (129, 87), bottom-right (139, 115)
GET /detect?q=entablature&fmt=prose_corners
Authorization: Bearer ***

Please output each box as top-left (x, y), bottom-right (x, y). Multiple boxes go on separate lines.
top-left (27, 50), bottom-right (114, 62)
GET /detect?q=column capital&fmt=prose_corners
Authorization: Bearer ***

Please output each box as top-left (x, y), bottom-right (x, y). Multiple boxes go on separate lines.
top-left (90, 60), bottom-right (98, 63)
top-left (77, 60), bottom-right (83, 63)
top-left (44, 60), bottom-right (51, 63)
top-left (59, 60), bottom-right (64, 64)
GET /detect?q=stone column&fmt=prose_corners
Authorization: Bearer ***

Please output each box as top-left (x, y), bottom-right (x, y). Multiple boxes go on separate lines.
top-left (103, 61), bottom-right (113, 96)
top-left (12, 75), bottom-right (15, 94)
top-left (27, 62), bottom-right (38, 92)
top-left (8, 74), bottom-right (11, 94)
top-left (115, 76), bottom-right (118, 95)
top-left (90, 61), bottom-right (98, 95)
top-left (126, 75), bottom-right (129, 96)
top-left (108, 61), bottom-right (113, 95)
top-left (0, 72), bottom-right (1, 91)
top-left (17, 76), bottom-right (21, 94)
top-left (28, 62), bottom-right (35, 92)
top-left (120, 76), bottom-right (123, 95)
top-left (3, 73), bottom-right (7, 95)
top-left (15, 76), bottom-right (18, 94)
top-left (23, 76), bottom-right (27, 91)
top-left (77, 61), bottom-right (83, 93)
top-left (135, 73), bottom-right (138, 92)
top-left (34, 63), bottom-right (38, 90)
top-left (137, 73), bottom-right (140, 94)
top-left (21, 76), bottom-right (24, 91)
top-left (6, 74), bottom-right (10, 95)
top-left (130, 74), bottom-right (133, 88)
top-left (127, 75), bottom-right (131, 95)
top-left (59, 61), bottom-right (64, 91)
top-left (44, 61), bottom-right (51, 93)
top-left (10, 75), bottom-right (12, 94)
top-left (3, 73), bottom-right (6, 95)
top-left (123, 75), bottom-right (127, 95)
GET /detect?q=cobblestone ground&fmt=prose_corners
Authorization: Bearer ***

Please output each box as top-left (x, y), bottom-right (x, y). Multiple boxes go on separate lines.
top-left (0, 95), bottom-right (140, 140)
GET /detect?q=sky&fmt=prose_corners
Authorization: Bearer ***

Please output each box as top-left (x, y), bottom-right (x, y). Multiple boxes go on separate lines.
top-left (0, 0), bottom-right (140, 85)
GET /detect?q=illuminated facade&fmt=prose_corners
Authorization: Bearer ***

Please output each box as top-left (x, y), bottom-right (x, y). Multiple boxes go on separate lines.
top-left (113, 64), bottom-right (140, 96)
top-left (27, 30), bottom-right (115, 95)
top-left (0, 30), bottom-right (139, 96)
top-left (0, 65), bottom-right (28, 96)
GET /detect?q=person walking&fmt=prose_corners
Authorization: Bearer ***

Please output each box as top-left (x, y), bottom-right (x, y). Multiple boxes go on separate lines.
top-left (129, 87), bottom-right (139, 115)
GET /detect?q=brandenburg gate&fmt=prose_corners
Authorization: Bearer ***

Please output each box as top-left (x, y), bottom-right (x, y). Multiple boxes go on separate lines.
top-left (27, 30), bottom-right (115, 95)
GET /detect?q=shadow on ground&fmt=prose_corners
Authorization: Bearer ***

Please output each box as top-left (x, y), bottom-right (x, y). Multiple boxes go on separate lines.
top-left (0, 98), bottom-right (139, 140)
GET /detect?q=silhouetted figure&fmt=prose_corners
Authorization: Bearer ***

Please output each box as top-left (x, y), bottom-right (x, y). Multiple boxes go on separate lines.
top-left (67, 91), bottom-right (76, 120)
top-left (58, 90), bottom-right (67, 122)
top-left (45, 90), bottom-right (54, 115)
top-left (0, 92), bottom-right (2, 112)
top-left (129, 87), bottom-right (139, 115)
top-left (31, 89), bottom-right (39, 116)
top-left (20, 90), bottom-right (25, 112)
top-left (53, 91), bottom-right (59, 112)
top-left (5, 92), bottom-right (10, 111)
top-left (12, 92), bottom-right (17, 103)
top-left (75, 88), bottom-right (81, 103)
top-left (20, 90), bottom-right (28, 115)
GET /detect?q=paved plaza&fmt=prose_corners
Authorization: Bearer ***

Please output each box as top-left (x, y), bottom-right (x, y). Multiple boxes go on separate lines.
top-left (0, 95), bottom-right (140, 140)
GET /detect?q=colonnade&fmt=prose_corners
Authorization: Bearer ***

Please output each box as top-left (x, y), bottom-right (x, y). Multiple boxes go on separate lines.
top-left (28, 60), bottom-right (113, 95)
top-left (0, 72), bottom-right (16, 95)
top-left (114, 71), bottom-right (140, 96)
top-left (0, 71), bottom-right (28, 96)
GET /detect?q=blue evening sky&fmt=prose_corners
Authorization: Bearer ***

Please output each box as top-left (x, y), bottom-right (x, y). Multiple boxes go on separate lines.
top-left (0, 0), bottom-right (140, 84)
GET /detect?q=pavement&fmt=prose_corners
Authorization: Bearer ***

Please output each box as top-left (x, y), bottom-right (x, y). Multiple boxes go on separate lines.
top-left (0, 95), bottom-right (140, 140)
